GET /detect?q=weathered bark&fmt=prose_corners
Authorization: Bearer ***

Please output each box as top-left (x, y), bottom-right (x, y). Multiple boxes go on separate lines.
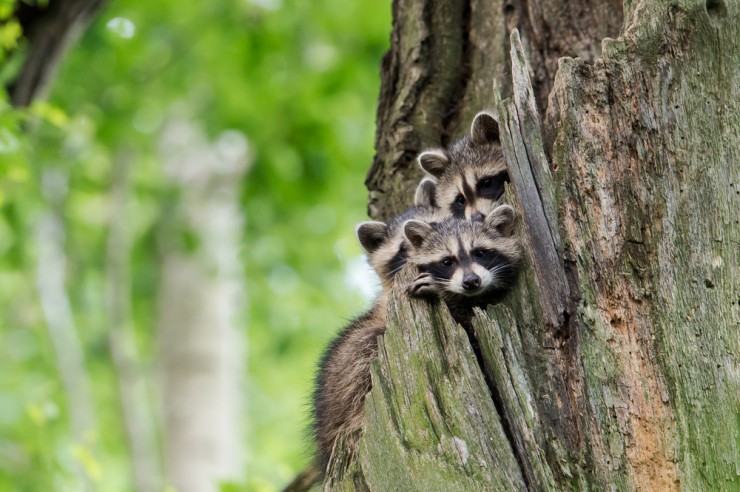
top-left (7, 0), bottom-right (108, 107)
top-left (329, 0), bottom-right (738, 490)
top-left (366, 0), bottom-right (623, 221)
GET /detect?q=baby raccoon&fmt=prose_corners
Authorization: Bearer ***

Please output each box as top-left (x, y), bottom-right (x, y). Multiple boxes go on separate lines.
top-left (355, 204), bottom-right (447, 290)
top-left (403, 204), bottom-right (522, 308)
top-left (418, 111), bottom-right (509, 220)
top-left (308, 192), bottom-right (448, 481)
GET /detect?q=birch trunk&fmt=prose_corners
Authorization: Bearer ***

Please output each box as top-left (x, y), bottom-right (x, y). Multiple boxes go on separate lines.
top-left (35, 169), bottom-right (96, 489)
top-left (328, 0), bottom-right (738, 490)
top-left (105, 152), bottom-right (162, 492)
top-left (156, 121), bottom-right (248, 492)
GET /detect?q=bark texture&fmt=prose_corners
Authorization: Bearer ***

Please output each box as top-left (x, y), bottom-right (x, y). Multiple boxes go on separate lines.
top-left (328, 0), bottom-right (738, 490)
top-left (366, 0), bottom-right (623, 221)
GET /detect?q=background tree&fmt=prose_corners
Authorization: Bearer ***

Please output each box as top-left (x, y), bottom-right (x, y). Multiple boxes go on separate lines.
top-left (327, 0), bottom-right (738, 490)
top-left (1, 1), bottom-right (391, 490)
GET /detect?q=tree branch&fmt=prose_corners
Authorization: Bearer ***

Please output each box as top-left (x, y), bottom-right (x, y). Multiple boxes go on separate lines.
top-left (8, 0), bottom-right (108, 106)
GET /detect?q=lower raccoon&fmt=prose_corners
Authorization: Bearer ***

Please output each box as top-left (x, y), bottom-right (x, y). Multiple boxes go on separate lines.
top-left (313, 205), bottom-right (447, 464)
top-left (404, 204), bottom-right (522, 322)
top-left (283, 202), bottom-right (447, 491)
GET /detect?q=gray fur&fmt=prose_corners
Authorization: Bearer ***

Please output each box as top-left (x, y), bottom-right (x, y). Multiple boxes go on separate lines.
top-left (313, 205), bottom-right (450, 473)
top-left (405, 205), bottom-right (521, 300)
top-left (417, 111), bottom-right (509, 220)
top-left (414, 177), bottom-right (437, 208)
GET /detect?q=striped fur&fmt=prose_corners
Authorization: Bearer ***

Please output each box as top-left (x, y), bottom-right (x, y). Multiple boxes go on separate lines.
top-left (418, 111), bottom-right (509, 220)
top-left (312, 203), bottom-right (450, 474)
top-left (404, 205), bottom-right (522, 303)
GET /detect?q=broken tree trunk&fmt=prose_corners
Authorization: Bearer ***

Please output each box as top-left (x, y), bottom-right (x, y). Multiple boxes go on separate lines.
top-left (327, 0), bottom-right (738, 490)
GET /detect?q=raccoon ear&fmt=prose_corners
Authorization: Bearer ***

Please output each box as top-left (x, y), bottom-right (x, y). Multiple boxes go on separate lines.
top-left (414, 178), bottom-right (437, 207)
top-left (418, 150), bottom-right (449, 179)
top-left (403, 220), bottom-right (434, 249)
top-left (485, 204), bottom-right (517, 237)
top-left (356, 221), bottom-right (389, 254)
top-left (470, 111), bottom-right (500, 146)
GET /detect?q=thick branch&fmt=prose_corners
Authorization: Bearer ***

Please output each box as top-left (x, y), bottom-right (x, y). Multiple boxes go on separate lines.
top-left (9, 0), bottom-right (108, 106)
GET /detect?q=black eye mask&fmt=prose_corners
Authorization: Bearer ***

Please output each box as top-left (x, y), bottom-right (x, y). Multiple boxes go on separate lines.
top-left (476, 172), bottom-right (509, 201)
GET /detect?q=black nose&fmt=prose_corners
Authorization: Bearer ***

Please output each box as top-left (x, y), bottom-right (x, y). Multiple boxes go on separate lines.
top-left (471, 211), bottom-right (485, 222)
top-left (462, 273), bottom-right (481, 290)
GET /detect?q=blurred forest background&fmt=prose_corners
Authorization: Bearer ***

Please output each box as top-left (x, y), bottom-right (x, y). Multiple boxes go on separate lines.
top-left (0, 0), bottom-right (390, 490)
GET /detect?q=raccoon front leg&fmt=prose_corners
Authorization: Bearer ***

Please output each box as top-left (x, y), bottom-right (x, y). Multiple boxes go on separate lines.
top-left (407, 272), bottom-right (440, 297)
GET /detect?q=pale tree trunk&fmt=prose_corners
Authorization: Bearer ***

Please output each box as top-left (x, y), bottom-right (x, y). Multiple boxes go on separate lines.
top-left (105, 152), bottom-right (163, 492)
top-left (329, 0), bottom-right (738, 490)
top-left (156, 120), bottom-right (248, 492)
top-left (35, 169), bottom-right (96, 489)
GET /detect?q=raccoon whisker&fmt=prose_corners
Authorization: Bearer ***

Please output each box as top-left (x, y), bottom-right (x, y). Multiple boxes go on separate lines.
top-left (489, 263), bottom-right (515, 288)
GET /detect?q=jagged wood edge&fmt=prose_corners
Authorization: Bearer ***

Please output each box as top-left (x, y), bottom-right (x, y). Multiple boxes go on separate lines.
top-left (325, 268), bottom-right (527, 491)
top-left (497, 29), bottom-right (571, 329)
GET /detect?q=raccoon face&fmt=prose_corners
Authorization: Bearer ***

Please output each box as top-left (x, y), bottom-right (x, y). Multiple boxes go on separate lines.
top-left (418, 111), bottom-right (509, 221)
top-left (356, 195), bottom-right (450, 288)
top-left (403, 205), bottom-right (521, 298)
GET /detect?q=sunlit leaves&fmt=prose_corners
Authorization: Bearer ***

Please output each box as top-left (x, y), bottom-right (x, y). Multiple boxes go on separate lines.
top-left (105, 17), bottom-right (136, 39)
top-left (1, 0), bottom-right (391, 490)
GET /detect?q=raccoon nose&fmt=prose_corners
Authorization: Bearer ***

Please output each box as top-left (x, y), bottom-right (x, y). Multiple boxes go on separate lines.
top-left (471, 211), bottom-right (485, 222)
top-left (462, 273), bottom-right (481, 290)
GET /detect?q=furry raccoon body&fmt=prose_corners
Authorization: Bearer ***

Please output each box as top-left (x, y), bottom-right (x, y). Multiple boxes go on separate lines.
top-left (310, 198), bottom-right (449, 474)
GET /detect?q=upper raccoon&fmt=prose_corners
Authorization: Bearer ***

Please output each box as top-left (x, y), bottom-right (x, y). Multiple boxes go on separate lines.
top-left (403, 204), bottom-right (521, 305)
top-left (418, 111), bottom-right (509, 220)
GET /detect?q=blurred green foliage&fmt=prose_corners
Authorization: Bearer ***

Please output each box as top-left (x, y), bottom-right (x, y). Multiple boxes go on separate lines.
top-left (0, 0), bottom-right (390, 490)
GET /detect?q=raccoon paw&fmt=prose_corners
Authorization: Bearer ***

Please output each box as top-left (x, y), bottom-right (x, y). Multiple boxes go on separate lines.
top-left (408, 273), bottom-right (438, 298)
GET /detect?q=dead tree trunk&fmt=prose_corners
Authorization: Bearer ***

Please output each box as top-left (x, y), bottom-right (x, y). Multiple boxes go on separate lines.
top-left (329, 0), bottom-right (738, 490)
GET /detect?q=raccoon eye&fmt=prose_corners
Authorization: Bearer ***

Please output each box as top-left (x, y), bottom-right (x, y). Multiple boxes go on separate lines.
top-left (441, 257), bottom-right (454, 267)
top-left (455, 195), bottom-right (465, 205)
top-left (479, 177), bottom-right (493, 188)
top-left (473, 249), bottom-right (486, 258)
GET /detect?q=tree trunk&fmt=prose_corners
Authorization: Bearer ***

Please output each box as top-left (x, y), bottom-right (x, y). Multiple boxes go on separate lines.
top-left (106, 151), bottom-right (163, 492)
top-left (156, 120), bottom-right (248, 492)
top-left (35, 169), bottom-right (96, 490)
top-left (329, 0), bottom-right (738, 490)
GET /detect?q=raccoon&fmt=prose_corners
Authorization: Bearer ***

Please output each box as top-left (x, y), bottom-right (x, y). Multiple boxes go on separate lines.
top-left (305, 193), bottom-right (449, 484)
top-left (418, 111), bottom-right (509, 220)
top-left (355, 204), bottom-right (447, 290)
top-left (403, 204), bottom-right (522, 311)
top-left (311, 300), bottom-right (385, 473)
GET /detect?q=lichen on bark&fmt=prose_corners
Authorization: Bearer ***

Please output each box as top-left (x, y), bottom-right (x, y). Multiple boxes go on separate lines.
top-left (325, 1), bottom-right (738, 490)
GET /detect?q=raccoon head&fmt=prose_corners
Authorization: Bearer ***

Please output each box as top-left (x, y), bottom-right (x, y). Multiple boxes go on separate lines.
top-left (403, 204), bottom-right (521, 299)
top-left (356, 202), bottom-right (449, 289)
top-left (417, 111), bottom-right (509, 221)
